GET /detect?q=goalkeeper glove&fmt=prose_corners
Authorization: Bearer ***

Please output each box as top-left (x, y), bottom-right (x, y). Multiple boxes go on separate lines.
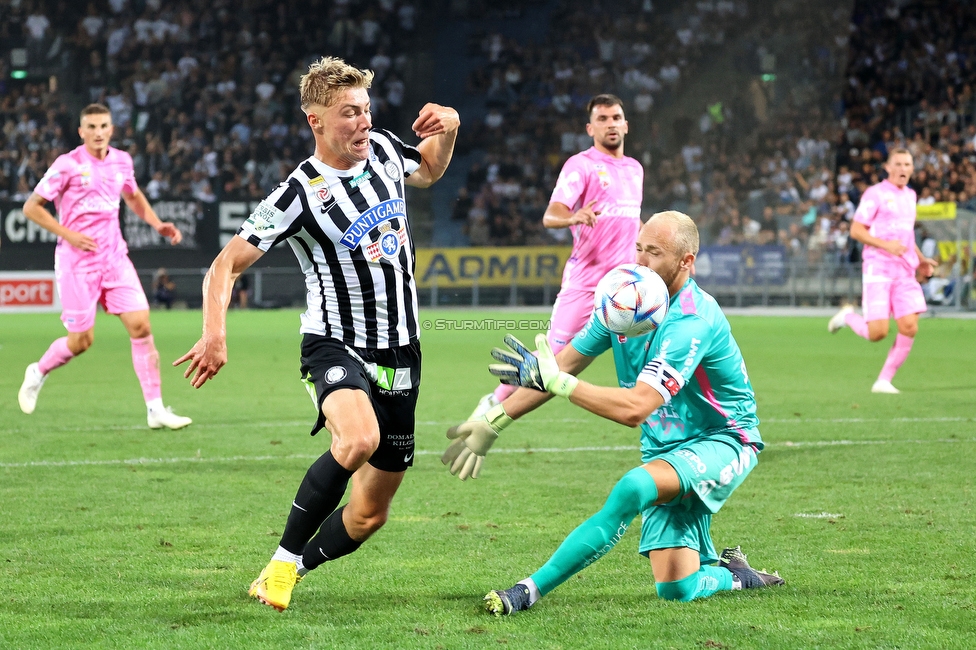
top-left (441, 403), bottom-right (513, 480)
top-left (489, 333), bottom-right (579, 398)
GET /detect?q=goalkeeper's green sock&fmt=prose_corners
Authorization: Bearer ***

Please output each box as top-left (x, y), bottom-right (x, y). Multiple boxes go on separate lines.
top-left (655, 565), bottom-right (733, 601)
top-left (530, 467), bottom-right (658, 596)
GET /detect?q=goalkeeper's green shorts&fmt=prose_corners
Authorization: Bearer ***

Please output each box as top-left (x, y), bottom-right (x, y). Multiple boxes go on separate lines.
top-left (638, 432), bottom-right (760, 564)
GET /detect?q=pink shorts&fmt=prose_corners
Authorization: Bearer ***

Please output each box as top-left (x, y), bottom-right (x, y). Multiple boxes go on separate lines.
top-left (547, 287), bottom-right (596, 353)
top-left (56, 257), bottom-right (149, 332)
top-left (861, 269), bottom-right (927, 322)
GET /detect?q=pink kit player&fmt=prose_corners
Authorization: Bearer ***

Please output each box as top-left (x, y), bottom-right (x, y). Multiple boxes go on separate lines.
top-left (17, 103), bottom-right (192, 429)
top-left (468, 94), bottom-right (643, 419)
top-left (827, 148), bottom-right (937, 394)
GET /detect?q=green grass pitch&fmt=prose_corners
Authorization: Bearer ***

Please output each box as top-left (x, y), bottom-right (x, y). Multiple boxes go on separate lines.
top-left (1, 308), bottom-right (974, 649)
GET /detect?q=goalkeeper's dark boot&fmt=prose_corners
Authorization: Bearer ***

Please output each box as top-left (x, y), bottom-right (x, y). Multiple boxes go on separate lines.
top-left (484, 583), bottom-right (531, 616)
top-left (719, 546), bottom-right (785, 589)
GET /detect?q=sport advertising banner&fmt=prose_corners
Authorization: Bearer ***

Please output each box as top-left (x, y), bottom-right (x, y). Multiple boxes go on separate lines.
top-left (0, 271), bottom-right (60, 313)
top-left (414, 246), bottom-right (573, 288)
top-left (3, 200), bottom-right (580, 292)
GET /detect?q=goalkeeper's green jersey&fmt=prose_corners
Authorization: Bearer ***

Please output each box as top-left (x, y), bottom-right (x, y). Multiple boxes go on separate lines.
top-left (571, 277), bottom-right (762, 456)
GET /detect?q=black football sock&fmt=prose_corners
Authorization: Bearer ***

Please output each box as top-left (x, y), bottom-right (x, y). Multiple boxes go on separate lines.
top-left (301, 506), bottom-right (363, 570)
top-left (278, 451), bottom-right (353, 554)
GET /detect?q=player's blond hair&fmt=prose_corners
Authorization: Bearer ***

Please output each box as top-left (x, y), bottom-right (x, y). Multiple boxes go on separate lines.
top-left (648, 210), bottom-right (700, 257)
top-left (299, 57), bottom-right (374, 111)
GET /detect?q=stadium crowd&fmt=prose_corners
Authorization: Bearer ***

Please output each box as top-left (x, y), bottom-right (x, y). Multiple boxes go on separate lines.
top-left (451, 0), bottom-right (976, 271)
top-left (0, 0), bottom-right (420, 204)
top-left (2, 0), bottom-right (975, 274)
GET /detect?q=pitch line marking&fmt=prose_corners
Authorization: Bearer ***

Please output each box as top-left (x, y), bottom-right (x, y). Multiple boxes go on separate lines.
top-left (1, 438), bottom-right (974, 469)
top-left (2, 415), bottom-right (972, 435)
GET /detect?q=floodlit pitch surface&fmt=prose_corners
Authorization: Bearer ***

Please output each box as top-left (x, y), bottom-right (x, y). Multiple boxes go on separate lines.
top-left (1, 309), bottom-right (974, 649)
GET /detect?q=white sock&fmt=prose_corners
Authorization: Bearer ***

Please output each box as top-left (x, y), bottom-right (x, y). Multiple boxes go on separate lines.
top-left (296, 557), bottom-right (308, 576)
top-left (731, 575), bottom-right (743, 590)
top-left (271, 546), bottom-right (303, 565)
top-left (146, 398), bottom-right (164, 412)
top-left (518, 578), bottom-right (540, 606)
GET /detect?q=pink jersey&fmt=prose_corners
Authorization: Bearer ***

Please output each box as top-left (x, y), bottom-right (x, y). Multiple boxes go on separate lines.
top-left (550, 147), bottom-right (643, 290)
top-left (34, 145), bottom-right (137, 272)
top-left (853, 179), bottom-right (919, 277)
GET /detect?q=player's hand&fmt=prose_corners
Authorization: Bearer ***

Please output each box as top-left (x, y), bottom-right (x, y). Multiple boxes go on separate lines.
top-left (174, 335), bottom-right (227, 388)
top-left (63, 230), bottom-right (97, 252)
top-left (883, 240), bottom-right (908, 256)
top-left (442, 404), bottom-right (512, 480)
top-left (156, 222), bottom-right (183, 245)
top-left (489, 334), bottom-right (545, 391)
top-left (569, 199), bottom-right (600, 227)
top-left (412, 103), bottom-right (460, 139)
top-left (489, 334), bottom-right (578, 397)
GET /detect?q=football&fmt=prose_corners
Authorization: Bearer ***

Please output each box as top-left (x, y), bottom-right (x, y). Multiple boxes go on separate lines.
top-left (593, 264), bottom-right (670, 337)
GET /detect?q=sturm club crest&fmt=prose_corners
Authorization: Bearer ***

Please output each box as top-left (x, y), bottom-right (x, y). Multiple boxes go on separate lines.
top-left (379, 224), bottom-right (401, 259)
top-left (383, 160), bottom-right (401, 181)
top-left (325, 366), bottom-right (347, 384)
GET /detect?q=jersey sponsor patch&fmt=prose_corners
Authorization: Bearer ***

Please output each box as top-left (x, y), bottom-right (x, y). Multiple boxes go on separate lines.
top-left (308, 175), bottom-right (326, 187)
top-left (245, 202), bottom-right (287, 232)
top-left (349, 169), bottom-right (372, 188)
top-left (339, 198), bottom-right (406, 249)
top-left (374, 364), bottom-right (413, 391)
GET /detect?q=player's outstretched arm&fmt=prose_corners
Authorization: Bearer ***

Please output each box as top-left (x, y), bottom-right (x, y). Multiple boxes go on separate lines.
top-left (174, 237), bottom-right (264, 388)
top-left (406, 103), bottom-right (460, 188)
top-left (442, 338), bottom-right (594, 480)
top-left (569, 356), bottom-right (684, 426)
top-left (493, 334), bottom-right (682, 428)
top-left (122, 188), bottom-right (183, 245)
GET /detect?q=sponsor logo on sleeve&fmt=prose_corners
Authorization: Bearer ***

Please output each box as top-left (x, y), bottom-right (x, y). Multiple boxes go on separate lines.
top-left (244, 202), bottom-right (286, 232)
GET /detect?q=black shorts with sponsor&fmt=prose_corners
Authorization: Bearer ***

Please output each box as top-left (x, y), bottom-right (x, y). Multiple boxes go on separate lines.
top-left (300, 334), bottom-right (421, 473)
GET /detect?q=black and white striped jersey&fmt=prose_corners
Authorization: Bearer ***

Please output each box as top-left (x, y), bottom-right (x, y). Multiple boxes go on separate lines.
top-left (238, 128), bottom-right (423, 349)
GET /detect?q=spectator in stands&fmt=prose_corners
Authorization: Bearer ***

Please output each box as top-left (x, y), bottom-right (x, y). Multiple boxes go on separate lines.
top-left (153, 268), bottom-right (176, 309)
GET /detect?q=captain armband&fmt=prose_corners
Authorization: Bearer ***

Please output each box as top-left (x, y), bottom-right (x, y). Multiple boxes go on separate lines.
top-left (636, 358), bottom-right (686, 404)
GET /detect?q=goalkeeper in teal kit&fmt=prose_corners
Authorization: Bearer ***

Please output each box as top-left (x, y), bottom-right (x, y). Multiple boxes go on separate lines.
top-left (441, 211), bottom-right (784, 615)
